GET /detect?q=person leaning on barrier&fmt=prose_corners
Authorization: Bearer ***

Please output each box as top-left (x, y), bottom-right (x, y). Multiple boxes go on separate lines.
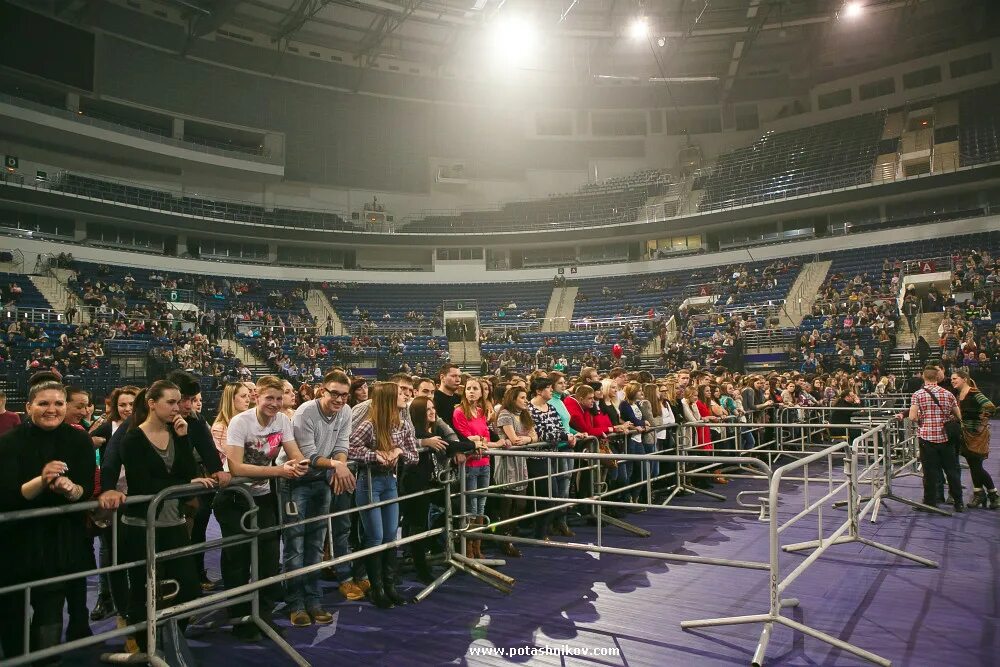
top-left (493, 387), bottom-right (537, 557)
top-left (279, 370), bottom-right (356, 628)
top-left (409, 396), bottom-right (478, 578)
top-left (909, 365), bottom-right (965, 513)
top-left (528, 377), bottom-right (575, 537)
top-left (451, 378), bottom-right (496, 557)
top-left (348, 382), bottom-right (419, 609)
top-left (222, 375), bottom-right (309, 641)
top-left (118, 380), bottom-right (217, 652)
top-left (0, 380), bottom-right (95, 661)
top-left (949, 369), bottom-right (997, 510)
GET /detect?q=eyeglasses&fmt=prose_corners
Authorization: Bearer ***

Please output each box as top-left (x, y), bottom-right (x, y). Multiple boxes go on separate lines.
top-left (326, 390), bottom-right (350, 401)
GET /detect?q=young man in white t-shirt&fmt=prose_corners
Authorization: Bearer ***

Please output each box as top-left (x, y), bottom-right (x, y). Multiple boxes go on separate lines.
top-left (219, 375), bottom-right (308, 641)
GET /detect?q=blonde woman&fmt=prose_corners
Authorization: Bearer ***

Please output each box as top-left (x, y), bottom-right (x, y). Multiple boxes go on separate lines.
top-left (211, 383), bottom-right (251, 468)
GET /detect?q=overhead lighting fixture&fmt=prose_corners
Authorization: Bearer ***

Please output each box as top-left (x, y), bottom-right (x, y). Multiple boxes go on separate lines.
top-left (842, 2), bottom-right (863, 19)
top-left (657, 36), bottom-right (666, 47)
top-left (628, 16), bottom-right (649, 41)
top-left (489, 15), bottom-right (539, 67)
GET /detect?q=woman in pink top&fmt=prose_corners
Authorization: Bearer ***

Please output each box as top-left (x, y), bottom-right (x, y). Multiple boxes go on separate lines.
top-left (452, 377), bottom-right (493, 559)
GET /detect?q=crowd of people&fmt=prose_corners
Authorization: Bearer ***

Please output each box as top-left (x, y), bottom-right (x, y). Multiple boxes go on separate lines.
top-left (0, 350), bottom-right (993, 662)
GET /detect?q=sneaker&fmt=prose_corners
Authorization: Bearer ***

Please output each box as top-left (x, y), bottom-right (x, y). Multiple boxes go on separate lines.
top-left (289, 610), bottom-right (312, 628)
top-left (356, 579), bottom-right (371, 594)
top-left (308, 608), bottom-right (334, 625)
top-left (339, 581), bottom-right (365, 601)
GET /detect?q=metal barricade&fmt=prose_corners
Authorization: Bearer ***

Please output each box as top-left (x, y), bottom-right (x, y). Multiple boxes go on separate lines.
top-left (681, 422), bottom-right (938, 667)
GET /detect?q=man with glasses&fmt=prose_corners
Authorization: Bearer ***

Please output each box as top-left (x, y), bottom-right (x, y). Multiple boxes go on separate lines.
top-left (279, 370), bottom-right (357, 627)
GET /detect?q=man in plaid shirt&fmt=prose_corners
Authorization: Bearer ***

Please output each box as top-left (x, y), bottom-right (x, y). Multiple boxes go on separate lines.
top-left (909, 365), bottom-right (964, 511)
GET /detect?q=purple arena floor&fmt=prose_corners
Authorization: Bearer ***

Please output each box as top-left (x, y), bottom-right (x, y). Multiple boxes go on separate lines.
top-left (67, 433), bottom-right (999, 667)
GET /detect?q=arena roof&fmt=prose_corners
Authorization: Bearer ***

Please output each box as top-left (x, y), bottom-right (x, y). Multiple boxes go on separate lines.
top-left (133, 0), bottom-right (1000, 94)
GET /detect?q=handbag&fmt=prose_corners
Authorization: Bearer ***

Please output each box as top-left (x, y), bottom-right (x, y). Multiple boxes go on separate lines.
top-left (962, 426), bottom-right (990, 458)
top-left (921, 388), bottom-right (963, 445)
top-left (597, 440), bottom-right (618, 469)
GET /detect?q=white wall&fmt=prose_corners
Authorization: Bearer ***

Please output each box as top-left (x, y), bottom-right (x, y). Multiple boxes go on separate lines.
top-left (4, 215), bottom-right (995, 285)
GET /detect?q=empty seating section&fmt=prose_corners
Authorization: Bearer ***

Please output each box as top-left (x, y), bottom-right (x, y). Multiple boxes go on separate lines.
top-left (324, 282), bottom-right (552, 330)
top-left (698, 112), bottom-right (886, 212)
top-left (403, 173), bottom-right (670, 233)
top-left (52, 174), bottom-right (352, 231)
top-left (958, 84), bottom-right (1000, 167)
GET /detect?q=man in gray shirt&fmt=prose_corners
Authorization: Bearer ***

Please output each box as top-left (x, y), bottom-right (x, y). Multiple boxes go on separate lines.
top-left (280, 370), bottom-right (356, 627)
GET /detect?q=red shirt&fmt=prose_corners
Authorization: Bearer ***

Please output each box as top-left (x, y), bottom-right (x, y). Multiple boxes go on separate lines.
top-left (0, 410), bottom-right (22, 436)
top-left (911, 384), bottom-right (958, 444)
top-left (564, 395), bottom-right (610, 438)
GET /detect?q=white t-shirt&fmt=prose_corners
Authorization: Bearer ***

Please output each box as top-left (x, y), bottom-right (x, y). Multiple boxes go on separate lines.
top-left (226, 409), bottom-right (295, 496)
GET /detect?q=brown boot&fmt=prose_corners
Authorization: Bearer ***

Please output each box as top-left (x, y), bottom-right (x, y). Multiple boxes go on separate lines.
top-left (473, 517), bottom-right (486, 559)
top-left (500, 526), bottom-right (521, 558)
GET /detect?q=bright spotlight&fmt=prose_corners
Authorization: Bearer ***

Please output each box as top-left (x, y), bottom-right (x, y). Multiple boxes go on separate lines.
top-left (842, 2), bottom-right (863, 19)
top-left (489, 15), bottom-right (539, 67)
top-left (628, 16), bottom-right (649, 41)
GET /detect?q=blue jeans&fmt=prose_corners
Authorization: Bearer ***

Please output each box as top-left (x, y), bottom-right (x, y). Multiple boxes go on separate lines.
top-left (628, 440), bottom-right (646, 500)
top-left (465, 464), bottom-right (491, 517)
top-left (356, 472), bottom-right (399, 549)
top-left (644, 440), bottom-right (661, 479)
top-left (329, 489), bottom-right (367, 583)
top-left (281, 479), bottom-right (331, 611)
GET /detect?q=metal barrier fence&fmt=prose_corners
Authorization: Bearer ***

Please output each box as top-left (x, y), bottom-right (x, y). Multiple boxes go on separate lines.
top-left (1, 410), bottom-right (943, 666)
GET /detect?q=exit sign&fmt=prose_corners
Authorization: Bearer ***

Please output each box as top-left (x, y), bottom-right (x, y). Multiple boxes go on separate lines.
top-left (4, 155), bottom-right (17, 170)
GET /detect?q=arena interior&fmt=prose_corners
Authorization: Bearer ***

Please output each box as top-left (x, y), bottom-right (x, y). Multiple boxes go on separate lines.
top-left (0, 0), bottom-right (998, 665)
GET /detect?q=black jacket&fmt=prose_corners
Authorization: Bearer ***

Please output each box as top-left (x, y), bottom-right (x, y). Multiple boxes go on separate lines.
top-left (120, 426), bottom-right (198, 523)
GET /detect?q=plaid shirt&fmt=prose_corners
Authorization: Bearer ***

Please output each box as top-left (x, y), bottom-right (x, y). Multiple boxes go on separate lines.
top-left (911, 384), bottom-right (958, 444)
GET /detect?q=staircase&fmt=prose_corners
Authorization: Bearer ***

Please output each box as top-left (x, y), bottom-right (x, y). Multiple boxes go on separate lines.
top-left (896, 311), bottom-right (944, 349)
top-left (776, 259), bottom-right (832, 328)
top-left (542, 286), bottom-right (577, 332)
top-left (29, 272), bottom-right (90, 323)
top-left (220, 337), bottom-right (269, 376)
top-left (448, 340), bottom-right (482, 370)
top-left (641, 314), bottom-right (677, 358)
top-left (305, 289), bottom-right (347, 336)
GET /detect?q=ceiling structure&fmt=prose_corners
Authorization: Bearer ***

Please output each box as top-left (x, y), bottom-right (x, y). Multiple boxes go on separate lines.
top-left (139, 0), bottom-right (998, 86)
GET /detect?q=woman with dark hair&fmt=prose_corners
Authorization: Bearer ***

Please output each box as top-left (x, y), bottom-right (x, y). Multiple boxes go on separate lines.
top-left (0, 381), bottom-right (95, 660)
top-left (349, 382), bottom-right (419, 608)
top-left (348, 377), bottom-right (369, 407)
top-left (528, 377), bottom-right (574, 537)
top-left (298, 383), bottom-right (314, 405)
top-left (119, 380), bottom-right (216, 651)
top-left (951, 369), bottom-right (997, 509)
top-left (408, 396), bottom-right (477, 577)
top-left (492, 387), bottom-right (536, 557)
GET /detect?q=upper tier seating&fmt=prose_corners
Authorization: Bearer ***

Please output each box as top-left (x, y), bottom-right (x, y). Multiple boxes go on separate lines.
top-left (402, 172), bottom-right (669, 233)
top-left (698, 112), bottom-right (887, 212)
top-left (52, 174), bottom-right (353, 231)
top-left (958, 84), bottom-right (1000, 167)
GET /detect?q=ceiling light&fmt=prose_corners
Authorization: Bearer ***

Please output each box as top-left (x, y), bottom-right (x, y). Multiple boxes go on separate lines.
top-left (657, 36), bottom-right (666, 47)
top-left (842, 2), bottom-right (863, 19)
top-left (489, 15), bottom-right (539, 67)
top-left (628, 16), bottom-right (649, 41)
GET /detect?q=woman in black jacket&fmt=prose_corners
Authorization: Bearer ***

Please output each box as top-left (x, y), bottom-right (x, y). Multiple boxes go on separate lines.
top-left (0, 380), bottom-right (95, 660)
top-left (120, 380), bottom-right (216, 650)
top-left (405, 396), bottom-right (477, 582)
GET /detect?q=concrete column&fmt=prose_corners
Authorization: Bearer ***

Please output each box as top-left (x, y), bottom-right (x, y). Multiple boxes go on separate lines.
top-left (73, 219), bottom-right (86, 242)
top-left (879, 203), bottom-right (887, 222)
top-left (262, 133), bottom-right (283, 160)
top-left (65, 92), bottom-right (79, 113)
top-left (172, 118), bottom-right (185, 141)
top-left (268, 242), bottom-right (278, 263)
top-left (176, 234), bottom-right (187, 256)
